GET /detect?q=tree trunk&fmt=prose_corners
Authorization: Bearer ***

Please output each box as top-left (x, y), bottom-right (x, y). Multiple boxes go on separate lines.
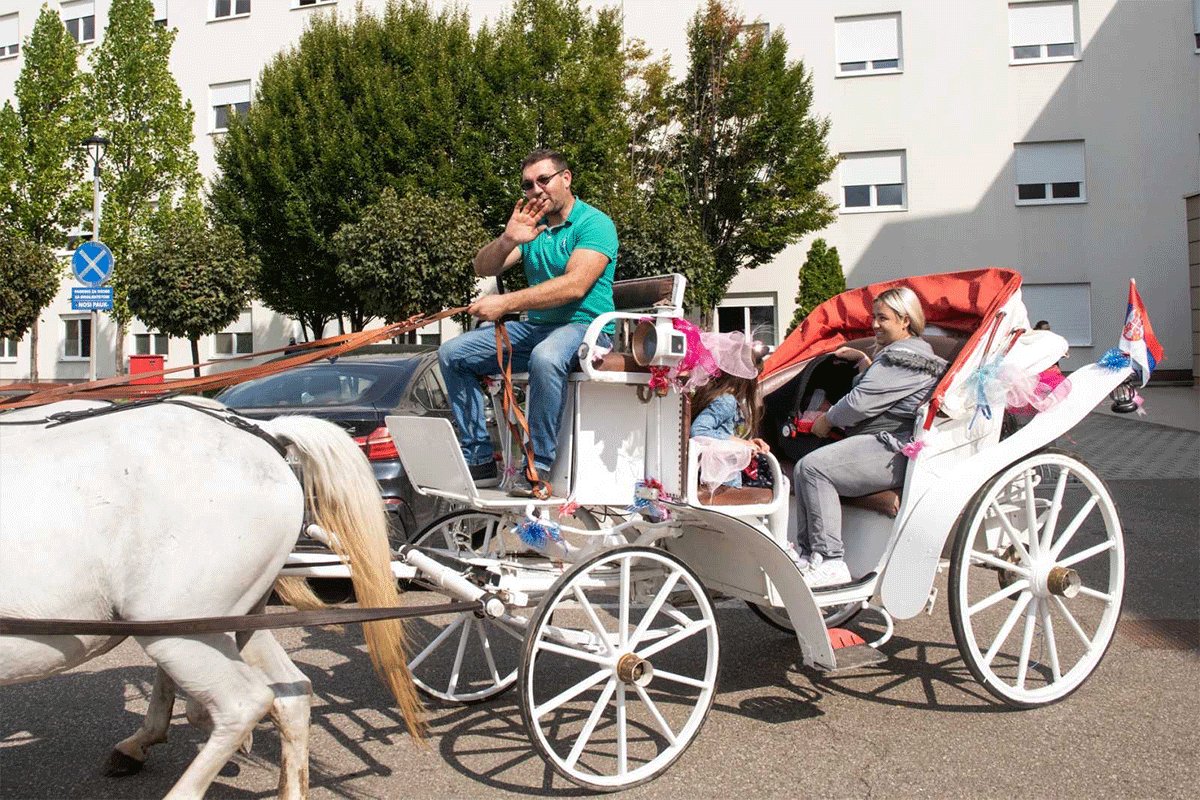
top-left (28, 318), bottom-right (39, 384)
top-left (190, 337), bottom-right (201, 378)
top-left (114, 320), bottom-right (128, 376)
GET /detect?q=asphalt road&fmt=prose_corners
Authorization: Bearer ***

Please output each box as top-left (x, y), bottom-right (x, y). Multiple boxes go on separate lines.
top-left (1, 415), bottom-right (1197, 799)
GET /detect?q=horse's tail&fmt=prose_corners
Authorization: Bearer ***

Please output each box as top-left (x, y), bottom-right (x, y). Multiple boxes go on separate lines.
top-left (263, 415), bottom-right (425, 739)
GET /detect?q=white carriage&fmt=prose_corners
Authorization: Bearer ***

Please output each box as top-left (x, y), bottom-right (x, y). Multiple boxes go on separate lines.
top-left (288, 269), bottom-right (1131, 792)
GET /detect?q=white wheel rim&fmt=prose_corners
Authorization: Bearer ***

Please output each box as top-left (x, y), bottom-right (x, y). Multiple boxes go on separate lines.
top-left (956, 453), bottom-right (1124, 704)
top-left (409, 512), bottom-right (523, 702)
top-left (524, 550), bottom-right (718, 788)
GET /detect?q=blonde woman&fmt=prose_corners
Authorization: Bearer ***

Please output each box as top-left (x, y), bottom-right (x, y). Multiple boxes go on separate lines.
top-left (793, 287), bottom-right (948, 587)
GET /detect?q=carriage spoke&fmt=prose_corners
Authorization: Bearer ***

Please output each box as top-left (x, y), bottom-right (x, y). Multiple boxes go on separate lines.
top-left (618, 557), bottom-right (631, 648)
top-left (983, 592), bottom-right (1032, 667)
top-left (479, 623), bottom-right (502, 685)
top-left (1015, 599), bottom-right (1039, 690)
top-left (534, 639), bottom-right (613, 667)
top-left (616, 683), bottom-right (628, 777)
top-left (1040, 468), bottom-right (1070, 552)
top-left (970, 550), bottom-right (1031, 577)
top-left (629, 569), bottom-right (683, 649)
top-left (1049, 496), bottom-right (1100, 560)
top-left (1024, 471), bottom-right (1041, 559)
top-left (447, 616), bottom-right (473, 695)
top-left (574, 585), bottom-right (615, 655)
top-left (1050, 595), bottom-right (1093, 650)
top-left (494, 617), bottom-right (527, 643)
top-left (532, 668), bottom-right (609, 720)
top-left (989, 501), bottom-right (1032, 565)
top-left (1039, 597), bottom-right (1062, 681)
top-left (1058, 540), bottom-right (1116, 569)
top-left (408, 615), bottom-right (465, 670)
top-left (968, 579), bottom-right (1031, 617)
top-left (1076, 585), bottom-right (1113, 603)
top-left (564, 678), bottom-right (617, 770)
top-left (652, 668), bottom-right (709, 690)
top-left (634, 683), bottom-right (677, 746)
top-left (637, 619), bottom-right (713, 659)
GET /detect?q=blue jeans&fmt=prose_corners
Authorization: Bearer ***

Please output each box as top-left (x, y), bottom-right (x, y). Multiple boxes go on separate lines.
top-left (438, 321), bottom-right (602, 472)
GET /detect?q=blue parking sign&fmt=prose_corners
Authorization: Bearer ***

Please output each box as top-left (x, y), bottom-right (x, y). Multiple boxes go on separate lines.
top-left (72, 241), bottom-right (114, 288)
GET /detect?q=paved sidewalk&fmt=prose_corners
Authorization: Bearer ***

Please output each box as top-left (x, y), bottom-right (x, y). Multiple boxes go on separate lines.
top-left (1091, 384), bottom-right (1200, 433)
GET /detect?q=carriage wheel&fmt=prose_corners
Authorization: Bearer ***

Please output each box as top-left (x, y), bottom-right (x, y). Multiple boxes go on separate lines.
top-left (948, 449), bottom-right (1124, 708)
top-left (519, 546), bottom-right (719, 791)
top-left (746, 600), bottom-right (860, 632)
top-left (406, 510), bottom-right (525, 703)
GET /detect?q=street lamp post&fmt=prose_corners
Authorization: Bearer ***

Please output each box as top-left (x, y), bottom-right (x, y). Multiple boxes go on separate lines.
top-left (82, 134), bottom-right (109, 382)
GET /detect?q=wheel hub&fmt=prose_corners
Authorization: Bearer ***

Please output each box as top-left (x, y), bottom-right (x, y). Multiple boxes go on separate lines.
top-left (1046, 565), bottom-right (1081, 598)
top-left (615, 652), bottom-right (654, 687)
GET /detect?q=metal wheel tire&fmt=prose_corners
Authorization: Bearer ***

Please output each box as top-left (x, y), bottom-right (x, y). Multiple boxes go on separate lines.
top-left (519, 546), bottom-right (719, 791)
top-left (948, 448), bottom-right (1124, 708)
top-left (746, 600), bottom-right (860, 632)
top-left (406, 510), bottom-right (524, 704)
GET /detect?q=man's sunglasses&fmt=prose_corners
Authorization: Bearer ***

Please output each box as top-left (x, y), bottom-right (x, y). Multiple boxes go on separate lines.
top-left (520, 168), bottom-right (567, 192)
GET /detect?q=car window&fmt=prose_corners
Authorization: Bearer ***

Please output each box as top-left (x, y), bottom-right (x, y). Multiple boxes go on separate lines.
top-left (412, 366), bottom-right (448, 411)
top-left (220, 368), bottom-right (379, 407)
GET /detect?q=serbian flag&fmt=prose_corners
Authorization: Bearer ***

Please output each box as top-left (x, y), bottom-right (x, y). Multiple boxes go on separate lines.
top-left (1118, 279), bottom-right (1164, 387)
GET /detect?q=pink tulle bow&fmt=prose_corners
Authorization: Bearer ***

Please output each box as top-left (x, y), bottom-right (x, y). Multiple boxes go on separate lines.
top-left (901, 439), bottom-right (926, 459)
top-left (1006, 367), bottom-right (1072, 416)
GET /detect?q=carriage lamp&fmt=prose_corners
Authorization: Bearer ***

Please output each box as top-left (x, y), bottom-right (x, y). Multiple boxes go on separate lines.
top-left (632, 319), bottom-right (688, 367)
top-left (1109, 376), bottom-right (1139, 414)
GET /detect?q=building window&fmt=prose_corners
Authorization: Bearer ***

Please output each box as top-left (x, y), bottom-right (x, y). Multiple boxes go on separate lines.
top-left (1, 336), bottom-right (18, 361)
top-left (63, 316), bottom-right (92, 359)
top-left (134, 332), bottom-right (170, 356)
top-left (834, 13), bottom-right (902, 76)
top-left (293, 0), bottom-right (337, 8)
top-left (1014, 140), bottom-right (1085, 205)
top-left (212, 0), bottom-right (251, 21)
top-left (1021, 284), bottom-right (1092, 346)
top-left (61, 1), bottom-right (96, 44)
top-left (153, 1), bottom-right (167, 27)
top-left (214, 309), bottom-right (253, 356)
top-left (0, 13), bottom-right (19, 59)
top-left (716, 295), bottom-right (777, 347)
top-left (210, 80), bottom-right (251, 132)
top-left (1193, 0), bottom-right (1199, 52)
top-left (1009, 1), bottom-right (1079, 63)
top-left (839, 150), bottom-right (906, 212)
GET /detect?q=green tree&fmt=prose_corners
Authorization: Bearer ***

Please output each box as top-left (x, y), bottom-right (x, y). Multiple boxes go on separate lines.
top-left (123, 203), bottom-right (258, 376)
top-left (788, 238), bottom-right (845, 334)
top-left (333, 189), bottom-right (487, 326)
top-left (0, 224), bottom-right (62, 343)
top-left (0, 7), bottom-right (90, 379)
top-left (661, 0), bottom-right (838, 318)
top-left (89, 0), bottom-right (200, 371)
top-left (612, 204), bottom-right (719, 311)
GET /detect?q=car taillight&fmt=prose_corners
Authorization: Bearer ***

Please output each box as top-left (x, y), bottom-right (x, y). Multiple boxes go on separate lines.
top-left (354, 426), bottom-right (399, 461)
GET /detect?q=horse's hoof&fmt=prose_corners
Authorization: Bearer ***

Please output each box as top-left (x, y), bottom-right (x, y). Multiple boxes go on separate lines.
top-left (103, 749), bottom-right (145, 777)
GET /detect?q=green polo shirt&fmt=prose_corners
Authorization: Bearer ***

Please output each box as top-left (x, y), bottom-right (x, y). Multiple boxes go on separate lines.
top-left (520, 197), bottom-right (618, 326)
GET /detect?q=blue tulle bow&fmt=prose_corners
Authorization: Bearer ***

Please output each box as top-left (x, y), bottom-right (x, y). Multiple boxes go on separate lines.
top-left (965, 356), bottom-right (1004, 429)
top-left (1097, 348), bottom-right (1130, 371)
top-left (514, 516), bottom-right (562, 548)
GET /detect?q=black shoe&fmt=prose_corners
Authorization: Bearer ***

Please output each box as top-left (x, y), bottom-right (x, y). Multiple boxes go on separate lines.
top-left (469, 460), bottom-right (499, 487)
top-left (507, 471), bottom-right (553, 498)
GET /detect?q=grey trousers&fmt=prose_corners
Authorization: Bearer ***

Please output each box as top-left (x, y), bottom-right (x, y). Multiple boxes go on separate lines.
top-left (791, 434), bottom-right (908, 559)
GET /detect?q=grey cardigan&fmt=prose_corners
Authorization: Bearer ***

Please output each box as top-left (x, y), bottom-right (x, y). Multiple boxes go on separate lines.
top-left (824, 338), bottom-right (948, 439)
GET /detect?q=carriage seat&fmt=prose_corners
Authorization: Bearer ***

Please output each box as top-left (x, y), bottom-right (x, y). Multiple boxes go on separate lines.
top-left (697, 485), bottom-right (775, 506)
top-left (842, 489), bottom-right (901, 518)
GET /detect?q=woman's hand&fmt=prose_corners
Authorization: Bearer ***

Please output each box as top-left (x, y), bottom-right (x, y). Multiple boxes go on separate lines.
top-left (810, 412), bottom-right (833, 439)
top-left (833, 346), bottom-right (871, 373)
top-left (732, 436), bottom-right (770, 454)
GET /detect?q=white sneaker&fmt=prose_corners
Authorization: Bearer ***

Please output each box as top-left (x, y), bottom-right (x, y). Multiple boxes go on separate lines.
top-left (801, 553), bottom-right (852, 588)
top-left (783, 543), bottom-right (811, 569)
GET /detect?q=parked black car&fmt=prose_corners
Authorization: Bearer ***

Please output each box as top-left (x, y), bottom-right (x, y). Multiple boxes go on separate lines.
top-left (216, 345), bottom-right (458, 543)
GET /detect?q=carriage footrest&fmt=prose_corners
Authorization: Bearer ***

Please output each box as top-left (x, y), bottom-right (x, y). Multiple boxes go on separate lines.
top-left (823, 643), bottom-right (887, 673)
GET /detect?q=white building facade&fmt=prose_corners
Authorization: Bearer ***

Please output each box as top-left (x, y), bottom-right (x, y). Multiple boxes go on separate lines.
top-left (1, 0), bottom-right (1198, 381)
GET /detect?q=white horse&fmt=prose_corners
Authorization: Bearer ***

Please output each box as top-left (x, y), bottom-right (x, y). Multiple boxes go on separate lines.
top-left (0, 398), bottom-right (423, 799)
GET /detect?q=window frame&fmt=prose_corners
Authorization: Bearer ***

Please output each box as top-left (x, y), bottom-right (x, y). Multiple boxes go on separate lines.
top-left (212, 308), bottom-right (253, 358)
top-left (0, 336), bottom-right (19, 362)
top-left (1014, 140), bottom-right (1087, 207)
top-left (0, 12), bottom-right (19, 59)
top-left (834, 12), bottom-right (903, 78)
top-left (153, 0), bottom-right (168, 27)
top-left (210, 0), bottom-right (252, 23)
top-left (60, 0), bottom-right (96, 45)
top-left (714, 294), bottom-right (779, 347)
top-left (1020, 283), bottom-right (1093, 346)
top-left (209, 79), bottom-right (252, 134)
top-left (61, 315), bottom-right (92, 361)
top-left (838, 149), bottom-right (908, 214)
top-left (291, 0), bottom-right (338, 9)
top-left (133, 331), bottom-right (170, 356)
top-left (1008, 0), bottom-right (1081, 66)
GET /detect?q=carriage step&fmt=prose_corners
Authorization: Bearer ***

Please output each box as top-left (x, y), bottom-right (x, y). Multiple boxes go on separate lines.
top-left (824, 643), bottom-right (887, 673)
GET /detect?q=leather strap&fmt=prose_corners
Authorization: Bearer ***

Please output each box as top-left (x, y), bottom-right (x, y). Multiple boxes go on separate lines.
top-left (494, 322), bottom-right (551, 499)
top-left (0, 601), bottom-right (482, 637)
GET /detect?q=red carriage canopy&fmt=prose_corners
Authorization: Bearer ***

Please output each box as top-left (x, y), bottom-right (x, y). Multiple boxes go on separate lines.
top-left (760, 268), bottom-right (1023, 428)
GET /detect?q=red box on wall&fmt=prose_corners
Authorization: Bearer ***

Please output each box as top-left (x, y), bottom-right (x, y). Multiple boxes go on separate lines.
top-left (128, 354), bottom-right (165, 385)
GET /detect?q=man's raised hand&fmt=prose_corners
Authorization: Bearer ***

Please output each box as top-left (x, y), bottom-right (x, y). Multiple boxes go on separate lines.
top-left (504, 198), bottom-right (549, 244)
